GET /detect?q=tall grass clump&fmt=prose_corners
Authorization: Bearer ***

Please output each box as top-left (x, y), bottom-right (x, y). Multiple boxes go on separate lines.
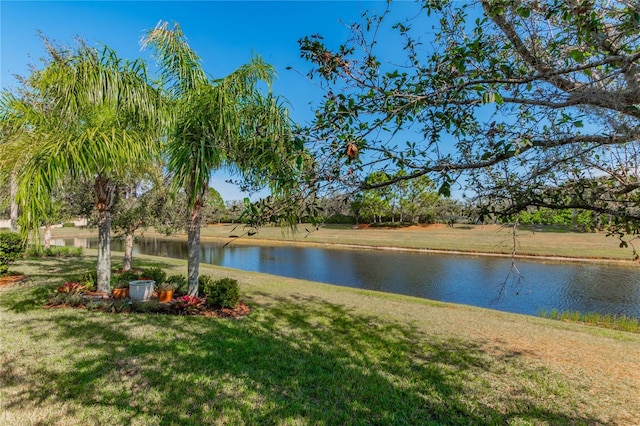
top-left (26, 245), bottom-right (82, 258)
top-left (540, 309), bottom-right (640, 333)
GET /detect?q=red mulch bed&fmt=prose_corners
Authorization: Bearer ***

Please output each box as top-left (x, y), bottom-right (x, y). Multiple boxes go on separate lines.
top-left (45, 296), bottom-right (252, 319)
top-left (0, 274), bottom-right (28, 287)
top-left (201, 301), bottom-right (252, 318)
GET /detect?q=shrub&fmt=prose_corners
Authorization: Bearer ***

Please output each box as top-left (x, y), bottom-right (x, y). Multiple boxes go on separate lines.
top-left (56, 282), bottom-right (87, 294)
top-left (325, 213), bottom-right (356, 224)
top-left (85, 299), bottom-right (109, 312)
top-left (201, 276), bottom-right (240, 309)
top-left (197, 274), bottom-right (215, 296)
top-left (0, 231), bottom-right (25, 276)
top-left (110, 300), bottom-right (134, 313)
top-left (141, 267), bottom-right (166, 284)
top-left (24, 245), bottom-right (43, 257)
top-left (111, 268), bottom-right (167, 288)
top-left (165, 274), bottom-right (188, 294)
top-left (111, 268), bottom-right (166, 280)
top-left (48, 292), bottom-right (85, 307)
top-left (66, 270), bottom-right (96, 289)
top-left (131, 300), bottom-right (171, 314)
top-left (62, 222), bottom-right (75, 227)
top-left (85, 299), bottom-right (133, 313)
top-left (115, 270), bottom-right (140, 283)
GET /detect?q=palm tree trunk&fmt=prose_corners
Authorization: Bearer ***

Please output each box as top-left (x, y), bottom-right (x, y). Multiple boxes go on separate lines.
top-left (44, 224), bottom-right (52, 250)
top-left (94, 176), bottom-right (116, 293)
top-left (96, 208), bottom-right (112, 292)
top-left (123, 231), bottom-right (134, 272)
top-left (187, 199), bottom-right (203, 296)
top-left (10, 170), bottom-right (18, 232)
top-left (96, 210), bottom-right (111, 293)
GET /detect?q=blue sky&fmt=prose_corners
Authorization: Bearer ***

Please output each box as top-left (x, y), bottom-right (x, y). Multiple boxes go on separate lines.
top-left (1, 0), bottom-right (420, 201)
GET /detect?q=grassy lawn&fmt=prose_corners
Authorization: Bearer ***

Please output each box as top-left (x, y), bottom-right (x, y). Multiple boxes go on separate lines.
top-left (2, 253), bottom-right (640, 425)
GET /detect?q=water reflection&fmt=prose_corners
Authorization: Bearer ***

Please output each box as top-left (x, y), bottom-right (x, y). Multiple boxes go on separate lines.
top-left (67, 237), bottom-right (640, 317)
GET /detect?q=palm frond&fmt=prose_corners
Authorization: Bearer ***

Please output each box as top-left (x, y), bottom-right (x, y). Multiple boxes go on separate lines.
top-left (1, 39), bottom-right (167, 238)
top-left (141, 21), bottom-right (208, 98)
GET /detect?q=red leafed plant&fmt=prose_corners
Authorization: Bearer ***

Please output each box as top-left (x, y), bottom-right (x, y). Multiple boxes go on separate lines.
top-left (56, 282), bottom-right (87, 294)
top-left (170, 295), bottom-right (206, 315)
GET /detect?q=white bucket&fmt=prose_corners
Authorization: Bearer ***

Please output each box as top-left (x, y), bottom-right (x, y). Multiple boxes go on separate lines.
top-left (128, 280), bottom-right (155, 302)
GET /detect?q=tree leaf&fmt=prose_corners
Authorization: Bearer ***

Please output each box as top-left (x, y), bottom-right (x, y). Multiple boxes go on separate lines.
top-left (569, 50), bottom-right (585, 63)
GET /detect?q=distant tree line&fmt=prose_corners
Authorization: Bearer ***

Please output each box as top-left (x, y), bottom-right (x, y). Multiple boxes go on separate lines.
top-left (314, 172), bottom-right (465, 226)
top-left (2, 173), bottom-right (609, 231)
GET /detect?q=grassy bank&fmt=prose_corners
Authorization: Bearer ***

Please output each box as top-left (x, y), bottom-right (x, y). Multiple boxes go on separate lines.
top-left (2, 253), bottom-right (640, 425)
top-left (51, 223), bottom-right (638, 262)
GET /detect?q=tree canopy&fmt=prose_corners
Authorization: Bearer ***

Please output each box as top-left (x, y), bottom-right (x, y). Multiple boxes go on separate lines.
top-left (299, 0), bottom-right (640, 239)
top-left (143, 22), bottom-right (302, 294)
top-left (0, 37), bottom-right (165, 291)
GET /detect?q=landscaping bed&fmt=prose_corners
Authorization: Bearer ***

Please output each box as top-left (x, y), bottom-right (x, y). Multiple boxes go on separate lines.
top-left (45, 267), bottom-right (251, 318)
top-left (44, 295), bottom-right (252, 318)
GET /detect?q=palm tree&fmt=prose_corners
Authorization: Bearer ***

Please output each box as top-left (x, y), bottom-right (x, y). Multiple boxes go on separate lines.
top-left (143, 22), bottom-right (299, 295)
top-left (0, 122), bottom-right (23, 234)
top-left (0, 39), bottom-right (165, 292)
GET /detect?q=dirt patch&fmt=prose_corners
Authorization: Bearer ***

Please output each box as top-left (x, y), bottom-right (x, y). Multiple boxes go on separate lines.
top-left (355, 223), bottom-right (446, 230)
top-left (402, 223), bottom-right (446, 230)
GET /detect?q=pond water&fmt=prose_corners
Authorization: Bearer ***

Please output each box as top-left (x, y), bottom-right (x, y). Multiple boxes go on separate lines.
top-left (65, 236), bottom-right (640, 318)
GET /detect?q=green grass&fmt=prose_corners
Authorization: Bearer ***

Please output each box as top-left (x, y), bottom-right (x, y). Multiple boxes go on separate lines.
top-left (540, 309), bottom-right (640, 333)
top-left (25, 245), bottom-right (83, 258)
top-left (2, 254), bottom-right (640, 424)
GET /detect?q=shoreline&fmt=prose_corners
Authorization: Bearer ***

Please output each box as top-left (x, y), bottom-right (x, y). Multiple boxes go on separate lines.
top-left (195, 232), bottom-right (639, 266)
top-left (54, 227), bottom-right (639, 267)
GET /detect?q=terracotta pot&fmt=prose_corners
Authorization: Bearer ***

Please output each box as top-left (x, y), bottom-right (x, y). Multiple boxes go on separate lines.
top-left (158, 289), bottom-right (174, 303)
top-left (112, 288), bottom-right (129, 299)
